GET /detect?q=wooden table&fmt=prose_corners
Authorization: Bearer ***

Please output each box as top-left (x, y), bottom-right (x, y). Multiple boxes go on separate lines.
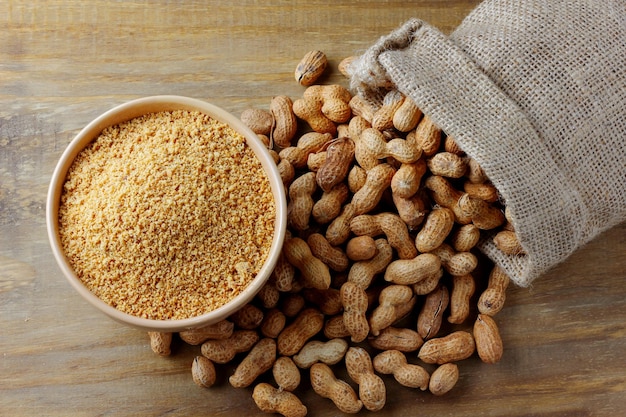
top-left (1, 1), bottom-right (625, 416)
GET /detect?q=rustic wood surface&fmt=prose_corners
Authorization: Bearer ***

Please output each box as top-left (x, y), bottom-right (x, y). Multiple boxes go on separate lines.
top-left (1, 1), bottom-right (625, 416)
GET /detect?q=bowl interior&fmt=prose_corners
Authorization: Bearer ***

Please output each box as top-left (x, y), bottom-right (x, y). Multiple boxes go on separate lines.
top-left (46, 96), bottom-right (287, 332)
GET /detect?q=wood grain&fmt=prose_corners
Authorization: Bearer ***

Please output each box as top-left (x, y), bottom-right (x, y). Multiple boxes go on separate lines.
top-left (1, 1), bottom-right (624, 416)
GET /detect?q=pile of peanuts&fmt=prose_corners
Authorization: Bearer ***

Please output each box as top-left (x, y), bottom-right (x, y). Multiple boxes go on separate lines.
top-left (148, 51), bottom-right (525, 417)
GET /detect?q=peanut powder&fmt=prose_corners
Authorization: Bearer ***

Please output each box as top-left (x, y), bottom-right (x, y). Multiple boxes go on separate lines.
top-left (58, 110), bottom-right (276, 320)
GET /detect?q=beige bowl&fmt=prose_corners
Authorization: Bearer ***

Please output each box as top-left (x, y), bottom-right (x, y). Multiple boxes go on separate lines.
top-left (46, 96), bottom-right (287, 332)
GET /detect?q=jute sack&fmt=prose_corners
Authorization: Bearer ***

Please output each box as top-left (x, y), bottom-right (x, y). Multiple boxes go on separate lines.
top-left (349, 0), bottom-right (626, 287)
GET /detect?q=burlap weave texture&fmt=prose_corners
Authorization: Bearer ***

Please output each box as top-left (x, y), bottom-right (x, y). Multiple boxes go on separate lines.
top-left (349, 0), bottom-right (626, 286)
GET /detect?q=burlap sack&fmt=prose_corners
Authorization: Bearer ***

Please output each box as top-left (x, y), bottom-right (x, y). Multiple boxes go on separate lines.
top-left (349, 0), bottom-right (626, 287)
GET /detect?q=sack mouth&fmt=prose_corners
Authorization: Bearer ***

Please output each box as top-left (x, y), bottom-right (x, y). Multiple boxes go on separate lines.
top-left (349, 18), bottom-right (585, 287)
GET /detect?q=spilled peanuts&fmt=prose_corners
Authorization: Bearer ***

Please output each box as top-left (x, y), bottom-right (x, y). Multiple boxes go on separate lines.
top-left (145, 51), bottom-right (521, 415)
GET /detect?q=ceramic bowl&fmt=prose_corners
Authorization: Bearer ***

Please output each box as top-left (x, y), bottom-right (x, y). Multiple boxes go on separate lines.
top-left (46, 95), bottom-right (287, 332)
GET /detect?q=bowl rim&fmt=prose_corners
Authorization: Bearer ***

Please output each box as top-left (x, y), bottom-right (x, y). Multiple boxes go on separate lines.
top-left (46, 95), bottom-right (288, 332)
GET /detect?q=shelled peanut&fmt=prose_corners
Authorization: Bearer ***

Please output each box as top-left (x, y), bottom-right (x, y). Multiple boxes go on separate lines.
top-left (148, 51), bottom-right (519, 416)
